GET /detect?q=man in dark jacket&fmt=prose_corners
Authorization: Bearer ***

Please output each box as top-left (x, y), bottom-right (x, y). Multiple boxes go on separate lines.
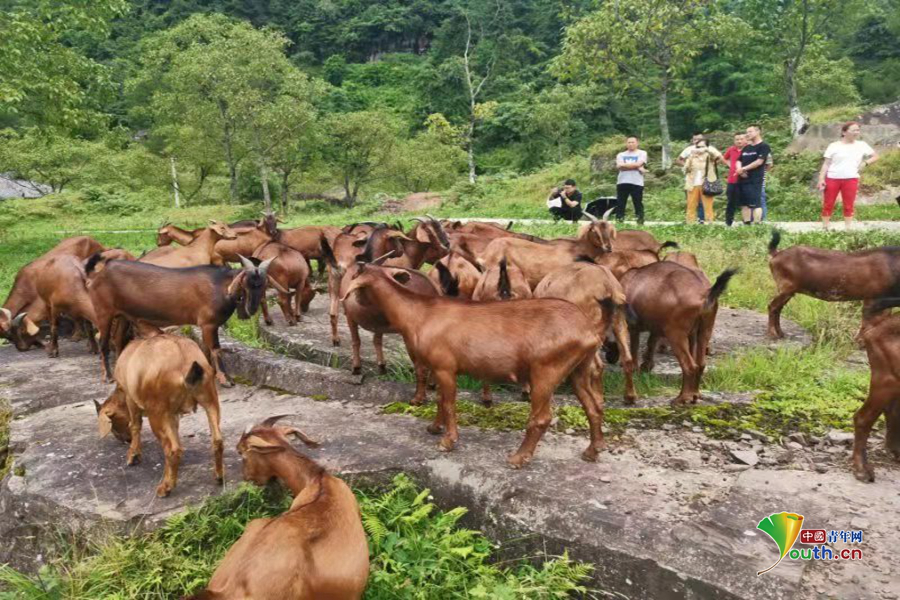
top-left (547, 179), bottom-right (583, 222)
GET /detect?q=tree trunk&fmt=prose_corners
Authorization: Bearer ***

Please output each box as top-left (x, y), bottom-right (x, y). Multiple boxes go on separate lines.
top-left (259, 162), bottom-right (271, 213)
top-left (467, 113), bottom-right (477, 184)
top-left (785, 60), bottom-right (809, 138)
top-left (170, 157), bottom-right (181, 208)
top-left (343, 175), bottom-right (353, 206)
top-left (658, 76), bottom-right (671, 170)
top-left (219, 101), bottom-right (239, 203)
top-left (280, 171), bottom-right (290, 215)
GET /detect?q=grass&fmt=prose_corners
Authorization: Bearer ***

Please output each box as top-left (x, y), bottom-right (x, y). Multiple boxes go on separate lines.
top-left (0, 396), bottom-right (11, 479)
top-left (0, 474), bottom-right (595, 599)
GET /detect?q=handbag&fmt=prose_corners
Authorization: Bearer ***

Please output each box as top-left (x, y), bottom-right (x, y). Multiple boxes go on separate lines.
top-left (702, 154), bottom-right (724, 196)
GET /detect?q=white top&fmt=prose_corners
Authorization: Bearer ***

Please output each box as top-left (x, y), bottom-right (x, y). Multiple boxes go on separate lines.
top-left (616, 150), bottom-right (648, 186)
top-left (824, 140), bottom-right (875, 179)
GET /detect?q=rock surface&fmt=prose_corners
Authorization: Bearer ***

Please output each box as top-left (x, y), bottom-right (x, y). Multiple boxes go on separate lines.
top-left (2, 337), bottom-right (899, 600)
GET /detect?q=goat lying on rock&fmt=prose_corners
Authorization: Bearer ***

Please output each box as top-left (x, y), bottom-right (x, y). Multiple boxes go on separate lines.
top-left (186, 416), bottom-right (369, 600)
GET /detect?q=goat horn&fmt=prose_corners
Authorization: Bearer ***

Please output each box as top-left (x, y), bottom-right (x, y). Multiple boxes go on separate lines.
top-left (237, 254), bottom-right (255, 270)
top-left (583, 211), bottom-right (599, 223)
top-left (602, 207), bottom-right (616, 221)
top-left (260, 414), bottom-right (293, 428)
top-left (0, 308), bottom-right (11, 321)
top-left (372, 250), bottom-right (399, 265)
top-left (11, 313), bottom-right (26, 327)
top-left (425, 213), bottom-right (439, 221)
top-left (258, 257), bottom-right (275, 277)
top-left (412, 217), bottom-right (427, 223)
top-left (94, 400), bottom-right (102, 415)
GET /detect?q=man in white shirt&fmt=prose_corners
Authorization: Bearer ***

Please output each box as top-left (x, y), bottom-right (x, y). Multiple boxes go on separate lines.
top-left (816, 121), bottom-right (879, 230)
top-left (615, 136), bottom-right (648, 224)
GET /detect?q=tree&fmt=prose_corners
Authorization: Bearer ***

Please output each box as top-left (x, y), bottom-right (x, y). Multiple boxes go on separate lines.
top-left (735, 0), bottom-right (846, 137)
top-left (322, 111), bottom-right (400, 206)
top-left (0, 129), bottom-right (99, 195)
top-left (129, 14), bottom-right (316, 204)
top-left (555, 0), bottom-right (725, 168)
top-left (0, 0), bottom-right (128, 131)
top-left (390, 131), bottom-right (467, 192)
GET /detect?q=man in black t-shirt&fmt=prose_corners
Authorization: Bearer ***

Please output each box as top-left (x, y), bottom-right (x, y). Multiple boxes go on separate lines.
top-left (735, 124), bottom-right (770, 224)
top-left (547, 178), bottom-right (583, 222)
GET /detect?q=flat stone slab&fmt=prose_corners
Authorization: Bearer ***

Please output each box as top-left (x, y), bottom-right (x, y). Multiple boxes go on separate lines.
top-left (2, 339), bottom-right (898, 600)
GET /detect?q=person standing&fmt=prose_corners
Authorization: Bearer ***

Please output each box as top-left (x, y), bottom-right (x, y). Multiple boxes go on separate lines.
top-left (736, 124), bottom-right (770, 224)
top-left (817, 121), bottom-right (879, 230)
top-left (678, 133), bottom-right (706, 222)
top-left (722, 132), bottom-right (747, 226)
top-left (761, 152), bottom-right (774, 221)
top-left (682, 139), bottom-right (723, 224)
top-left (615, 136), bottom-right (648, 224)
top-left (547, 179), bottom-right (583, 222)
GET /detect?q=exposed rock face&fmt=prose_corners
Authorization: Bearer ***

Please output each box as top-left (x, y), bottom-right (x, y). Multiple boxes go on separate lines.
top-left (787, 101), bottom-right (900, 154)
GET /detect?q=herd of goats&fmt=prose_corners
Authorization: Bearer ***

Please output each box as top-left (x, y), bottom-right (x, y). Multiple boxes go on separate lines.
top-left (2, 209), bottom-right (900, 598)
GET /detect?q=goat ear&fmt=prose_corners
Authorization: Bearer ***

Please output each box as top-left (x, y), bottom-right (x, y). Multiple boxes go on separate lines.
top-left (23, 317), bottom-right (40, 337)
top-left (98, 413), bottom-right (112, 438)
top-left (227, 272), bottom-right (247, 296)
top-left (415, 226), bottom-right (431, 243)
top-left (278, 426), bottom-right (320, 448)
top-left (392, 271), bottom-right (411, 285)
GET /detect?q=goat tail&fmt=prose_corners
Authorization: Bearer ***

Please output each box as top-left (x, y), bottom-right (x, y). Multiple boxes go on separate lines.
top-left (624, 303), bottom-right (639, 326)
top-left (704, 268), bottom-right (738, 311)
top-left (506, 220), bottom-right (514, 230)
top-left (319, 234), bottom-right (337, 269)
top-left (84, 252), bottom-right (103, 275)
top-left (863, 297), bottom-right (900, 319)
top-left (498, 257), bottom-right (512, 300)
top-left (768, 230), bottom-right (781, 257)
top-left (656, 240), bottom-right (679, 259)
top-left (435, 261), bottom-right (460, 297)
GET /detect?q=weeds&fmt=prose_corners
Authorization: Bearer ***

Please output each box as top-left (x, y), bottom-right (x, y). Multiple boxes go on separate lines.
top-left (0, 475), bottom-right (594, 599)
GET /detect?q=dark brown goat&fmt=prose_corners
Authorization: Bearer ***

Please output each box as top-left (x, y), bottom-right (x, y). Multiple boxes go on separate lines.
top-left (186, 416), bottom-right (369, 600)
top-left (253, 242), bottom-right (315, 326)
top-left (767, 231), bottom-right (900, 338)
top-left (850, 299), bottom-right (900, 482)
top-left (86, 255), bottom-right (285, 385)
top-left (341, 264), bottom-right (606, 468)
top-left (621, 263), bottom-right (736, 405)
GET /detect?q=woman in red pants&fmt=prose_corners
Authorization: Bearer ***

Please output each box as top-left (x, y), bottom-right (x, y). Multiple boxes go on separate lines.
top-left (817, 121), bottom-right (879, 230)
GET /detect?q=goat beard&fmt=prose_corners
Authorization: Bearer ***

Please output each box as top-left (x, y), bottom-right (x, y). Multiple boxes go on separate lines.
top-left (236, 293), bottom-right (251, 320)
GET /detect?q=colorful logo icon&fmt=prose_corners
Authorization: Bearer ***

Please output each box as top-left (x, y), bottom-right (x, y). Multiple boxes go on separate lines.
top-left (756, 512), bottom-right (804, 575)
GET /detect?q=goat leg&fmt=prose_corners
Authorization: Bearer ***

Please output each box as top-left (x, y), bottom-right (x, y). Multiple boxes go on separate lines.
top-left (434, 371), bottom-right (459, 452)
top-left (204, 398), bottom-right (225, 484)
top-left (667, 330), bottom-right (699, 406)
top-left (373, 332), bottom-right (386, 374)
top-left (572, 355), bottom-right (606, 462)
top-left (886, 399), bottom-right (900, 461)
top-left (277, 291), bottom-right (295, 326)
top-left (623, 327), bottom-right (641, 404)
top-left (348, 317), bottom-right (362, 375)
top-left (203, 325), bottom-right (232, 387)
top-left (260, 293), bottom-right (274, 326)
top-left (125, 405), bottom-right (143, 466)
top-left (47, 305), bottom-right (60, 358)
top-left (767, 292), bottom-right (794, 339)
top-left (97, 316), bottom-right (114, 383)
top-left (640, 332), bottom-right (658, 373)
top-left (852, 388), bottom-right (892, 482)
top-left (481, 382), bottom-right (493, 407)
top-left (407, 347), bottom-right (429, 407)
top-left (508, 378), bottom-right (554, 468)
top-left (150, 413), bottom-right (183, 497)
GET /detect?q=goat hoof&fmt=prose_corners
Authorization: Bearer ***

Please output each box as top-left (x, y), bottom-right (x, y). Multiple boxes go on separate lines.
top-left (506, 453), bottom-right (530, 469)
top-left (437, 437), bottom-right (456, 452)
top-left (481, 400), bottom-right (493, 408)
top-left (47, 349), bottom-right (59, 358)
top-left (670, 397), bottom-right (690, 407)
top-left (332, 339), bottom-right (340, 347)
top-left (581, 448), bottom-right (598, 463)
top-left (426, 423), bottom-right (444, 435)
top-left (624, 394), bottom-right (637, 405)
top-left (853, 464), bottom-right (875, 483)
top-left (378, 364), bottom-right (387, 375)
top-left (155, 483), bottom-right (172, 497)
top-left (219, 379), bottom-right (234, 389)
top-left (264, 319), bottom-right (274, 326)
top-left (352, 366), bottom-right (362, 376)
top-left (126, 454), bottom-right (141, 466)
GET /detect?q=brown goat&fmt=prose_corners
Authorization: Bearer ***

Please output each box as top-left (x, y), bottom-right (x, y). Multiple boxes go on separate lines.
top-left (479, 213), bottom-right (618, 289)
top-left (215, 222), bottom-right (274, 264)
top-left (341, 264), bottom-right (606, 468)
top-left (767, 231), bottom-right (900, 338)
top-left (278, 225), bottom-right (344, 276)
top-left (186, 416), bottom-right (369, 600)
top-left (156, 223), bottom-right (200, 247)
top-left (429, 252), bottom-right (482, 299)
top-left (95, 334), bottom-right (223, 497)
top-left (32, 255), bottom-right (100, 358)
top-left (320, 228), bottom-right (409, 346)
top-left (850, 299), bottom-right (900, 482)
top-left (86, 255), bottom-right (285, 385)
top-left (381, 217), bottom-right (449, 269)
top-left (663, 251), bottom-right (701, 270)
top-left (621, 263), bottom-right (736, 405)
top-left (534, 261), bottom-right (635, 395)
top-left (141, 221), bottom-right (237, 268)
top-left (592, 249), bottom-right (660, 280)
top-left (2, 236), bottom-right (105, 349)
top-left (253, 242), bottom-right (315, 326)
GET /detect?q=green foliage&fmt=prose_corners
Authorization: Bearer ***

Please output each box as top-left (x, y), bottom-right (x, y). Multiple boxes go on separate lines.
top-left (323, 110), bottom-right (403, 203)
top-left (389, 131), bottom-right (467, 192)
top-left (0, 476), bottom-right (593, 599)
